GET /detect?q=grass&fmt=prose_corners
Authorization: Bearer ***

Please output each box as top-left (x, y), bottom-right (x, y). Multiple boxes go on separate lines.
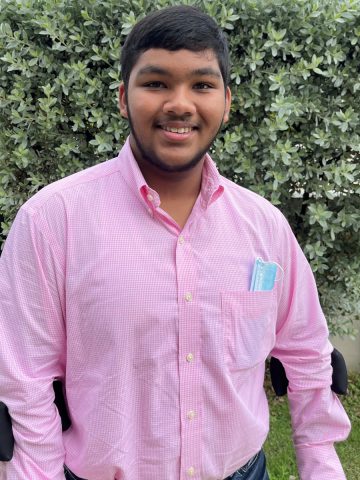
top-left (263, 369), bottom-right (360, 480)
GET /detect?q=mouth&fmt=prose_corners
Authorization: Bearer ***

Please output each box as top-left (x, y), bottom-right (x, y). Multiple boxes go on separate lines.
top-left (161, 126), bottom-right (194, 134)
top-left (157, 125), bottom-right (197, 143)
top-left (157, 122), bottom-right (198, 134)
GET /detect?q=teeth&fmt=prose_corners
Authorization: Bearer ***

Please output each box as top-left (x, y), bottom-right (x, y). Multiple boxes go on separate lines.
top-left (163, 126), bottom-right (192, 133)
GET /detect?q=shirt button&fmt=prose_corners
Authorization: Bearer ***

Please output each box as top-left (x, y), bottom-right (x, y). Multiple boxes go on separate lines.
top-left (147, 193), bottom-right (154, 202)
top-left (185, 292), bottom-right (193, 302)
top-left (178, 235), bottom-right (185, 245)
top-left (187, 410), bottom-right (196, 420)
top-left (186, 353), bottom-right (194, 363)
top-left (187, 467), bottom-right (195, 477)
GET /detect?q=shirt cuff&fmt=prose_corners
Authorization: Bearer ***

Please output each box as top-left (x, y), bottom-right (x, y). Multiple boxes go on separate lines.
top-left (295, 443), bottom-right (346, 480)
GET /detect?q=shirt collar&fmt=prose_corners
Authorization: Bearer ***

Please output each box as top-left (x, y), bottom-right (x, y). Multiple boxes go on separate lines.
top-left (117, 137), bottom-right (224, 212)
top-left (199, 152), bottom-right (224, 209)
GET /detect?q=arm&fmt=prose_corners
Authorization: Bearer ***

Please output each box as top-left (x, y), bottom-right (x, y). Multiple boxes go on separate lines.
top-left (271, 216), bottom-right (351, 480)
top-left (0, 207), bottom-right (66, 479)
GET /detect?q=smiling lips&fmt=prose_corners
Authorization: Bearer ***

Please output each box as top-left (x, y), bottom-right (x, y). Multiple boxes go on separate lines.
top-left (159, 126), bottom-right (196, 142)
top-left (162, 126), bottom-right (194, 134)
top-left (158, 124), bottom-right (197, 142)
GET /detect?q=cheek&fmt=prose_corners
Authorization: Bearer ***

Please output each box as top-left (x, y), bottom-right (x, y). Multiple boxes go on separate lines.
top-left (207, 108), bottom-right (226, 130)
top-left (202, 99), bottom-right (226, 120)
top-left (130, 99), bottom-right (158, 125)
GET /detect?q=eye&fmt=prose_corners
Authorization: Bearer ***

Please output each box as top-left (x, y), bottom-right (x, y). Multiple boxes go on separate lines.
top-left (193, 82), bottom-right (213, 90)
top-left (143, 81), bottom-right (166, 89)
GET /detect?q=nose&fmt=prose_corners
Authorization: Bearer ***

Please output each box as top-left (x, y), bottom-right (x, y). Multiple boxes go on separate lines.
top-left (163, 87), bottom-right (196, 116)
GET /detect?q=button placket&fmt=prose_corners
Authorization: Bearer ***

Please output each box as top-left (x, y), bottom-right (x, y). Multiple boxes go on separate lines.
top-left (175, 232), bottom-right (202, 479)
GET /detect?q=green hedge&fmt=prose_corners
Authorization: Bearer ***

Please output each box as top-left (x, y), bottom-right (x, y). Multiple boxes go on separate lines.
top-left (1, 0), bottom-right (359, 335)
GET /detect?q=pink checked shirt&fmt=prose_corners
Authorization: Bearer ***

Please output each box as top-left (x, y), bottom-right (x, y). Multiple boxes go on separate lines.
top-left (0, 139), bottom-right (350, 480)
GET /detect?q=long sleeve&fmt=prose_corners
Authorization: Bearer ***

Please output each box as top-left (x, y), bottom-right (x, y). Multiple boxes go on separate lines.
top-left (271, 215), bottom-right (351, 480)
top-left (0, 206), bottom-right (66, 479)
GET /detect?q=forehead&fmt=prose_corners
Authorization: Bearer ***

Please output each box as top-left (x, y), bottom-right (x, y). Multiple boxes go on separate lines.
top-left (130, 48), bottom-right (222, 79)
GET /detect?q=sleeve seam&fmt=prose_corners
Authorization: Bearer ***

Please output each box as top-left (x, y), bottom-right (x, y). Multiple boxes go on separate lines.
top-left (22, 204), bottom-right (66, 279)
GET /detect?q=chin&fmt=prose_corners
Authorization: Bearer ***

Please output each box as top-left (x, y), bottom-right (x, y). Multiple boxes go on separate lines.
top-left (158, 157), bottom-right (203, 173)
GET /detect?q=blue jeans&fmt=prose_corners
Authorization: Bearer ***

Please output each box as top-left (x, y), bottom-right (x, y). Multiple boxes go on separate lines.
top-left (64, 451), bottom-right (269, 480)
top-left (225, 450), bottom-right (269, 480)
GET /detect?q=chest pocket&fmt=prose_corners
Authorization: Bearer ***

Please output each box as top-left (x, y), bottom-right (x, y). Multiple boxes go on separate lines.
top-left (221, 290), bottom-right (277, 371)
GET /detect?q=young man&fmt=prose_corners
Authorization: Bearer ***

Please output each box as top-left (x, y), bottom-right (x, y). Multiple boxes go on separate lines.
top-left (0, 6), bottom-right (350, 480)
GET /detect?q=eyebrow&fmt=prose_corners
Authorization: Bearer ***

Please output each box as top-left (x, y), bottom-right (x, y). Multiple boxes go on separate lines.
top-left (136, 65), bottom-right (222, 79)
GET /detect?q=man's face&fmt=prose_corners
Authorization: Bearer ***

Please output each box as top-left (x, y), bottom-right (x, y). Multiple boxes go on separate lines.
top-left (119, 48), bottom-right (231, 173)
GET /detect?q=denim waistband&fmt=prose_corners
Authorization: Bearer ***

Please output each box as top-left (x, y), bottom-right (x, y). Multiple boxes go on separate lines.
top-left (64, 450), bottom-right (264, 480)
top-left (225, 450), bottom-right (262, 479)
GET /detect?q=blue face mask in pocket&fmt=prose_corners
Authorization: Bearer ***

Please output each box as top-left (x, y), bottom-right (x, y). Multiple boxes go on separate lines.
top-left (250, 258), bottom-right (280, 291)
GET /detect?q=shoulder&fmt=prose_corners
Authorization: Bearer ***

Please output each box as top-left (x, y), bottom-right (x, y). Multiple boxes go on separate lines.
top-left (22, 156), bottom-right (121, 215)
top-left (220, 175), bottom-right (287, 229)
top-left (8, 156), bottom-right (124, 258)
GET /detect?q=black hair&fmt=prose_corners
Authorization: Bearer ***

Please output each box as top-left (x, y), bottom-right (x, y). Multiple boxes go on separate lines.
top-left (120, 5), bottom-right (230, 88)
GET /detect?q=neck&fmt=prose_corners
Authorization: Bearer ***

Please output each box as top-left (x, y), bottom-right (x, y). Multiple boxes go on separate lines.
top-left (135, 156), bottom-right (205, 229)
top-left (139, 160), bottom-right (204, 202)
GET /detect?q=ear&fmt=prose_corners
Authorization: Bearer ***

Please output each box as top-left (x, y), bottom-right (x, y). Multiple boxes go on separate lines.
top-left (119, 83), bottom-right (128, 118)
top-left (223, 86), bottom-right (232, 124)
